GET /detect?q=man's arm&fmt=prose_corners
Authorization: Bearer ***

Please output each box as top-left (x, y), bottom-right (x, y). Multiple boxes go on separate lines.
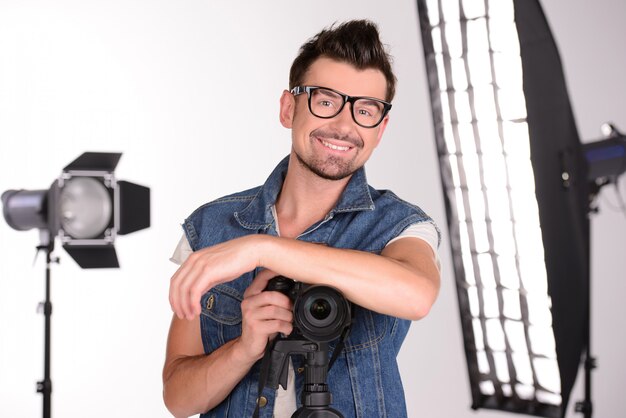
top-left (163, 316), bottom-right (248, 418)
top-left (170, 234), bottom-right (440, 321)
top-left (163, 271), bottom-right (293, 417)
top-left (258, 235), bottom-right (439, 319)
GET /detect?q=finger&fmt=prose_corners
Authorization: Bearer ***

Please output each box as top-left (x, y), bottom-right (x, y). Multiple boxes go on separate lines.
top-left (187, 262), bottom-right (211, 318)
top-left (246, 303), bottom-right (293, 324)
top-left (243, 315), bottom-right (293, 338)
top-left (244, 269), bottom-right (279, 298)
top-left (171, 255), bottom-right (201, 320)
top-left (242, 290), bottom-right (292, 314)
top-left (171, 250), bottom-right (206, 319)
top-left (180, 260), bottom-right (208, 320)
top-left (255, 319), bottom-right (293, 337)
top-left (190, 278), bottom-right (206, 318)
top-left (169, 261), bottom-right (194, 319)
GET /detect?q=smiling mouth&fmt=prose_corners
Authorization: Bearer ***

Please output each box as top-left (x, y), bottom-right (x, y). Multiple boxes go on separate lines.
top-left (318, 138), bottom-right (352, 152)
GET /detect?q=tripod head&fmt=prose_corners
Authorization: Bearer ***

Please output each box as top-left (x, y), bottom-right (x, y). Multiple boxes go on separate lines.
top-left (266, 339), bottom-right (343, 418)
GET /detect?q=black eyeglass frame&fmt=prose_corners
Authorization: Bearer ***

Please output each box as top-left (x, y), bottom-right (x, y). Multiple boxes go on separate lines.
top-left (290, 85), bottom-right (392, 128)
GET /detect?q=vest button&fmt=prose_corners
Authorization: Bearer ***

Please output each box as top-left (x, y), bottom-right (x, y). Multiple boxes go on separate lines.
top-left (206, 294), bottom-right (215, 310)
top-left (257, 396), bottom-right (268, 407)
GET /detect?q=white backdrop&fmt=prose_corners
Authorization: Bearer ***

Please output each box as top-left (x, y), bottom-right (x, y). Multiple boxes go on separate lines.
top-left (0, 1), bottom-right (624, 417)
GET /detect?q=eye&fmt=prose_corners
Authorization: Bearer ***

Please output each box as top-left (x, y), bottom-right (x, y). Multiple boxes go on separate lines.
top-left (311, 89), bottom-right (342, 109)
top-left (354, 100), bottom-right (383, 119)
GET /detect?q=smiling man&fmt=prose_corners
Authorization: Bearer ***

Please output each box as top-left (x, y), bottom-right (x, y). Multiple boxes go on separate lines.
top-left (163, 20), bottom-right (441, 418)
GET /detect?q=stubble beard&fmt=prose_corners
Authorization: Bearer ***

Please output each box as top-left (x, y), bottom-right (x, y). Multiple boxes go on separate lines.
top-left (294, 150), bottom-right (357, 181)
top-left (294, 128), bottom-right (365, 181)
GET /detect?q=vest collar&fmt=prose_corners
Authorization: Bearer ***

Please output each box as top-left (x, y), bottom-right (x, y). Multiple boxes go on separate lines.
top-left (234, 155), bottom-right (375, 230)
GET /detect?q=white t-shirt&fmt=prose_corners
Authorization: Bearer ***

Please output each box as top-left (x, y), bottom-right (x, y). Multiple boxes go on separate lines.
top-left (169, 208), bottom-right (439, 418)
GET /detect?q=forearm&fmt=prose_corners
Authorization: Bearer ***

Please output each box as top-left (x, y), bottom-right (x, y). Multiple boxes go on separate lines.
top-left (257, 236), bottom-right (439, 320)
top-left (169, 234), bottom-right (439, 322)
top-left (163, 338), bottom-right (254, 418)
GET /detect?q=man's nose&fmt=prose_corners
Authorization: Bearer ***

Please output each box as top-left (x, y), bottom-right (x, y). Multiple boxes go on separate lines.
top-left (335, 102), bottom-right (355, 125)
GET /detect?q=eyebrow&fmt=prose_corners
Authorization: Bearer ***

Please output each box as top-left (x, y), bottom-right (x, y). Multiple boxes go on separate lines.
top-left (315, 88), bottom-right (341, 98)
top-left (356, 99), bottom-right (384, 108)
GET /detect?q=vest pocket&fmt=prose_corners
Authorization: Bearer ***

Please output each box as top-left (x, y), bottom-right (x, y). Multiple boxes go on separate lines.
top-left (199, 284), bottom-right (243, 353)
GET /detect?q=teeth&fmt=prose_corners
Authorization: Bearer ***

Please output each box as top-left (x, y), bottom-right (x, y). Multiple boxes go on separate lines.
top-left (321, 140), bottom-right (350, 151)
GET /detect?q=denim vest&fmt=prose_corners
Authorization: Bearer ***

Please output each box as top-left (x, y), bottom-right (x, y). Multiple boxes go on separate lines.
top-left (183, 156), bottom-right (438, 418)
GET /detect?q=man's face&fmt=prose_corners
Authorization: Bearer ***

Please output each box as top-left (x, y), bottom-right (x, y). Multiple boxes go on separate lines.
top-left (280, 57), bottom-right (390, 181)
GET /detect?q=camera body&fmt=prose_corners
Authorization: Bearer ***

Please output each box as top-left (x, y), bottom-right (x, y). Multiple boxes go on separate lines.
top-left (266, 276), bottom-right (352, 343)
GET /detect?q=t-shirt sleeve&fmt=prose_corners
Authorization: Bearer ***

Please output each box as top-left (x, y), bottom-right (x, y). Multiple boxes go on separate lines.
top-left (170, 232), bottom-right (193, 265)
top-left (386, 222), bottom-right (441, 270)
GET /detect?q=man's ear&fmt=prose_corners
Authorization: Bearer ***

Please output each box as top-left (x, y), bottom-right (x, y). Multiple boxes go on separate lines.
top-left (279, 90), bottom-right (295, 128)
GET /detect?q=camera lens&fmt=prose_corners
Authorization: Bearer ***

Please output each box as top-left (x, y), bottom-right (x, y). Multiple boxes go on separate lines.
top-left (309, 298), bottom-right (332, 321)
top-left (294, 285), bottom-right (351, 342)
top-left (304, 296), bottom-right (337, 327)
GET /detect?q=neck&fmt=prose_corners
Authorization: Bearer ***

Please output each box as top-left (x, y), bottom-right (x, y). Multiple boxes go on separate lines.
top-left (274, 153), bottom-right (351, 237)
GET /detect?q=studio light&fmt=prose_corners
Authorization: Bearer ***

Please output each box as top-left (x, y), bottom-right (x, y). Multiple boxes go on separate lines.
top-left (417, 0), bottom-right (593, 417)
top-left (1, 151), bottom-right (149, 418)
top-left (2, 151), bottom-right (150, 268)
top-left (583, 123), bottom-right (626, 208)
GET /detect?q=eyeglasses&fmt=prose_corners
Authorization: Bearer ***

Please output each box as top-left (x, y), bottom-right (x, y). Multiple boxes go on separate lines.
top-left (290, 86), bottom-right (392, 128)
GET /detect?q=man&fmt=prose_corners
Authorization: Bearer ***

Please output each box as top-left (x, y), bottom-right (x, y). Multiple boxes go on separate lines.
top-left (163, 20), bottom-right (440, 418)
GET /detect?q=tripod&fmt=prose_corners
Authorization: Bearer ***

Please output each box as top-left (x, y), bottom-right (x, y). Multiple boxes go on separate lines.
top-left (292, 346), bottom-right (342, 418)
top-left (259, 339), bottom-right (343, 418)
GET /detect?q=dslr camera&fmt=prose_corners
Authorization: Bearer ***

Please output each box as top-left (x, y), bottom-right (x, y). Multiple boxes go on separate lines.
top-left (265, 276), bottom-right (352, 343)
top-left (260, 276), bottom-right (352, 417)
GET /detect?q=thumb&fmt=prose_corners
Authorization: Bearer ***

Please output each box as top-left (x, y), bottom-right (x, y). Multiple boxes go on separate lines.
top-left (244, 269), bottom-right (279, 298)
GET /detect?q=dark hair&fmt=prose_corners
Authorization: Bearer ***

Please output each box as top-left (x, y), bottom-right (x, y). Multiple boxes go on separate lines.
top-left (289, 20), bottom-right (396, 102)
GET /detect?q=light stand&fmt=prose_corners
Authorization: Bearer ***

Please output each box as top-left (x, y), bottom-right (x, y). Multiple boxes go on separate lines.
top-left (34, 232), bottom-right (58, 418)
top-left (1, 151), bottom-right (150, 418)
top-left (576, 124), bottom-right (626, 417)
top-left (574, 230), bottom-right (594, 418)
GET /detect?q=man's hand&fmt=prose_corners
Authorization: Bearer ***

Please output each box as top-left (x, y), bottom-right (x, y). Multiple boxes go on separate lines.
top-left (234, 269), bottom-right (294, 362)
top-left (169, 235), bottom-right (263, 320)
top-left (163, 268), bottom-right (292, 417)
